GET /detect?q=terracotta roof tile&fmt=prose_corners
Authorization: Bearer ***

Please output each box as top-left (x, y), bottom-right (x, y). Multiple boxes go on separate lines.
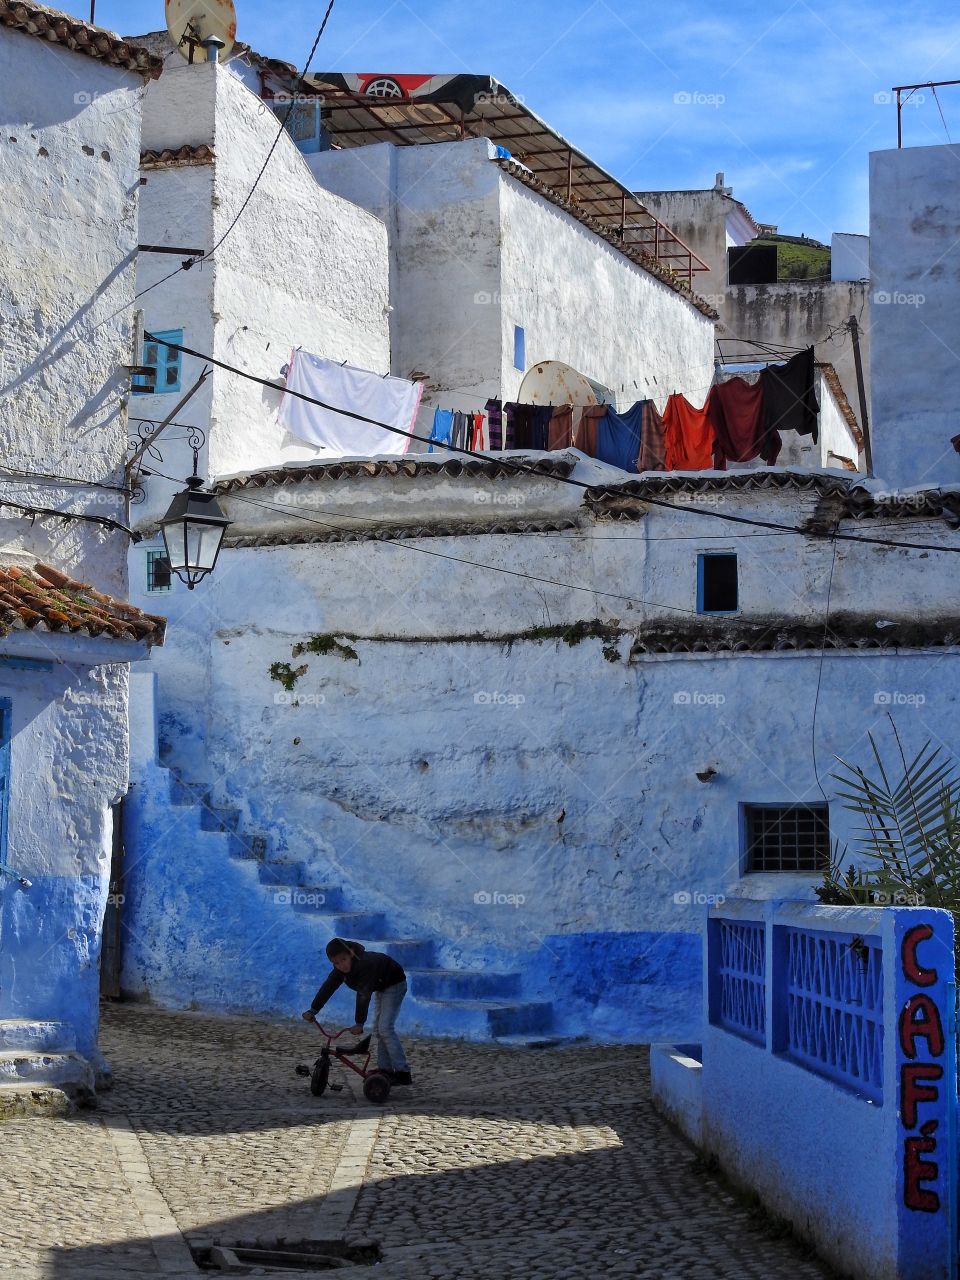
top-left (0, 563), bottom-right (165, 646)
top-left (214, 454), bottom-right (578, 493)
top-left (0, 1), bottom-right (163, 76)
top-left (141, 144), bottom-right (215, 168)
top-left (226, 517), bottom-right (581, 549)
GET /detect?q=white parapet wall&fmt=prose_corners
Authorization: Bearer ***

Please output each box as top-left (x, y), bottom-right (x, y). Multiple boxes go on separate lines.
top-left (869, 143), bottom-right (960, 490)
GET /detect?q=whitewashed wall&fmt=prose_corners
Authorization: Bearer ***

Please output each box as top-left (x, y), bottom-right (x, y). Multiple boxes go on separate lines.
top-left (0, 26), bottom-right (150, 1057)
top-left (134, 60), bottom-right (391, 526)
top-left (312, 138), bottom-right (716, 434)
top-left (126, 473), bottom-right (960, 1036)
top-left (870, 143), bottom-right (960, 490)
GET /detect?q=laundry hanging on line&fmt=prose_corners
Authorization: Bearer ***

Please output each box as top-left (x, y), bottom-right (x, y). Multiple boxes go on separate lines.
top-left (279, 349), bottom-right (423, 456)
top-left (709, 376), bottom-right (782, 468)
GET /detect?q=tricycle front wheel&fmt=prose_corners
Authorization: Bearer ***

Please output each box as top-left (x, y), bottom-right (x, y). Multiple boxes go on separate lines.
top-left (363, 1071), bottom-right (391, 1104)
top-left (310, 1055), bottom-right (330, 1097)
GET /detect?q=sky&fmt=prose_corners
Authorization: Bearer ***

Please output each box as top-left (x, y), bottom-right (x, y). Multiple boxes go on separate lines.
top-left (73, 0), bottom-right (960, 239)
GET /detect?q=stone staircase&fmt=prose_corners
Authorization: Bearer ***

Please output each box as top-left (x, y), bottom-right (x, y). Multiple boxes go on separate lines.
top-left (0, 1020), bottom-right (94, 1118)
top-left (162, 770), bottom-right (557, 1042)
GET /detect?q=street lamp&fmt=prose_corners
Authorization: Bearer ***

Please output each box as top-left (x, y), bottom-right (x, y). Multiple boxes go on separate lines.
top-left (158, 441), bottom-right (231, 590)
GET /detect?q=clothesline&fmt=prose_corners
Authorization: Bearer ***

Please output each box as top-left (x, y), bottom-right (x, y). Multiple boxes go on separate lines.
top-left (426, 348), bottom-right (821, 474)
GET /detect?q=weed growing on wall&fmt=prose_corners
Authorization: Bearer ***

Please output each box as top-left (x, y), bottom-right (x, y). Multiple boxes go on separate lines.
top-left (269, 661), bottom-right (307, 692)
top-left (293, 634), bottom-right (359, 662)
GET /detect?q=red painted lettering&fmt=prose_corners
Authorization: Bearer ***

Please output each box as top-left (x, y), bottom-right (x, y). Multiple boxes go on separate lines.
top-left (904, 1133), bottom-right (941, 1212)
top-left (901, 1062), bottom-right (943, 1128)
top-left (901, 923), bottom-right (938, 987)
top-left (899, 994), bottom-right (946, 1059)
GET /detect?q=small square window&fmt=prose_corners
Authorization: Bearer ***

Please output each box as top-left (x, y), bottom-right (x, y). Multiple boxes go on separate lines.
top-left (744, 804), bottom-right (829, 873)
top-left (133, 329), bottom-right (183, 395)
top-left (146, 549), bottom-right (172, 593)
top-left (698, 552), bottom-right (738, 614)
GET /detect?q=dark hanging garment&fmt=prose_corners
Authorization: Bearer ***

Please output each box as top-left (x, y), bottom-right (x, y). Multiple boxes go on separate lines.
top-left (596, 402), bottom-right (644, 473)
top-left (637, 401), bottom-right (667, 472)
top-left (710, 377), bottom-right (782, 467)
top-left (505, 403), bottom-right (539, 449)
top-left (531, 405), bottom-right (553, 450)
top-left (485, 398), bottom-right (506, 450)
top-left (760, 347), bottom-right (820, 443)
top-left (451, 411), bottom-right (472, 450)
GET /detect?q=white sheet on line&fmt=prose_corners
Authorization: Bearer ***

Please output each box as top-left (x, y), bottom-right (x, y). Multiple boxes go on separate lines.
top-left (279, 349), bottom-right (422, 456)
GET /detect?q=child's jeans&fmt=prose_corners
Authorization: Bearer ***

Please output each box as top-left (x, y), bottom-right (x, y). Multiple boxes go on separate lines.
top-left (373, 980), bottom-right (408, 1071)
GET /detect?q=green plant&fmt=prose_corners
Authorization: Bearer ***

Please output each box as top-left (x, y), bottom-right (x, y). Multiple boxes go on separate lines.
top-left (269, 661), bottom-right (307, 692)
top-left (292, 634), bottom-right (359, 662)
top-left (816, 718), bottom-right (960, 910)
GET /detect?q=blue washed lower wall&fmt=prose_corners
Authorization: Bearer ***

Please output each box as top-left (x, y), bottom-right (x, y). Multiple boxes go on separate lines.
top-left (121, 758), bottom-right (702, 1041)
top-left (0, 872), bottom-right (109, 1057)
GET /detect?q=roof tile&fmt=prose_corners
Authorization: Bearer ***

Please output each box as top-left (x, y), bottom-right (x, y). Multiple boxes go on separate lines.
top-left (0, 1), bottom-right (162, 75)
top-left (0, 563), bottom-right (165, 647)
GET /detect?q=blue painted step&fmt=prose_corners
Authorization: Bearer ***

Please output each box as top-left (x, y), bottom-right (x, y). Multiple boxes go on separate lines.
top-left (259, 884), bottom-right (348, 913)
top-left (409, 998), bottom-right (553, 1038)
top-left (408, 969), bottom-right (522, 1000)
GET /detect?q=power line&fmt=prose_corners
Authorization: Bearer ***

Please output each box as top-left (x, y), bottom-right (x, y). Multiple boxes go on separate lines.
top-left (145, 331), bottom-right (960, 557)
top-left (134, 0), bottom-right (336, 307)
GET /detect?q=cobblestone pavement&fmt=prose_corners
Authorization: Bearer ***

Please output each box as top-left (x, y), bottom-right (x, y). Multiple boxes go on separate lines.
top-left (0, 1004), bottom-right (836, 1280)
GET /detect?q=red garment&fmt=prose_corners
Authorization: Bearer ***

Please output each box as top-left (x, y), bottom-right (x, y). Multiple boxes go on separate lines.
top-left (663, 393), bottom-right (716, 470)
top-left (637, 400), bottom-right (667, 472)
top-left (709, 378), bottom-right (781, 467)
top-left (471, 412), bottom-right (485, 450)
top-left (548, 405), bottom-right (573, 450)
top-left (575, 405), bottom-right (607, 458)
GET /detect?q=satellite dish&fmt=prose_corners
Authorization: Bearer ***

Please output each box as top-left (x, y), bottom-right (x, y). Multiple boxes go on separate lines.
top-left (166, 0), bottom-right (237, 63)
top-left (517, 360), bottom-right (603, 407)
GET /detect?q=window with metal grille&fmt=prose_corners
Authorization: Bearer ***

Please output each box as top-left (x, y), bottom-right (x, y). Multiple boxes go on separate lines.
top-left (697, 552), bottom-right (738, 614)
top-left (133, 329), bottom-right (182, 395)
top-left (744, 804), bottom-right (829, 873)
top-left (146, 549), bottom-right (172, 594)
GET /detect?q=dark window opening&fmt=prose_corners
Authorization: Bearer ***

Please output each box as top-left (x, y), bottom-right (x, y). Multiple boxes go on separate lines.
top-left (146, 549), bottom-right (172, 593)
top-left (744, 804), bottom-right (829, 873)
top-left (698, 552), bottom-right (738, 614)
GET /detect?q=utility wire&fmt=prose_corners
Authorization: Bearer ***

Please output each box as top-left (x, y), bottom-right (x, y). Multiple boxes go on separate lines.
top-left (134, 0), bottom-right (336, 306)
top-left (145, 331), bottom-right (960, 557)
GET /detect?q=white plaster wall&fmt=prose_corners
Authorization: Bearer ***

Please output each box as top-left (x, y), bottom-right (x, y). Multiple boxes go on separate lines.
top-left (0, 26), bottom-right (144, 593)
top-left (498, 176), bottom-right (716, 409)
top-left (832, 232), bottom-right (869, 282)
top-left (208, 67), bottom-right (390, 477)
top-left (869, 143), bottom-right (960, 490)
top-left (634, 188), bottom-right (730, 311)
top-left (132, 62), bottom-right (391, 518)
top-left (818, 373), bottom-right (860, 468)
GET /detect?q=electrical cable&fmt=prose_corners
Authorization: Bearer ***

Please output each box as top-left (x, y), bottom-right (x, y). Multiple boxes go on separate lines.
top-left (0, 499), bottom-right (135, 537)
top-left (0, 466), bottom-right (129, 494)
top-left (134, 0), bottom-right (336, 308)
top-left (145, 331), bottom-right (960, 557)
top-left (932, 85), bottom-right (953, 143)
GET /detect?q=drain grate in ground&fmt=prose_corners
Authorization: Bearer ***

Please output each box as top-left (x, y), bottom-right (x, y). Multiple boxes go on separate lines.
top-left (194, 1239), bottom-right (381, 1272)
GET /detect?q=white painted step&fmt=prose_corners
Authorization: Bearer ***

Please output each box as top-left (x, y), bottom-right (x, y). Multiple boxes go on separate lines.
top-left (0, 1050), bottom-right (94, 1092)
top-left (0, 1020), bottom-right (77, 1053)
top-left (0, 1083), bottom-right (74, 1120)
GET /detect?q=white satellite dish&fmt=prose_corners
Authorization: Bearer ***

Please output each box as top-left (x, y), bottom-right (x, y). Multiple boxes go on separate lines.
top-left (166, 0), bottom-right (237, 63)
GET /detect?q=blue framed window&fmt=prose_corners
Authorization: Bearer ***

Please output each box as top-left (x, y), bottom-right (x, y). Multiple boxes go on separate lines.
top-left (697, 552), bottom-right (738, 614)
top-left (134, 329), bottom-right (183, 395)
top-left (146, 549), bottom-right (172, 594)
top-left (513, 325), bottom-right (526, 372)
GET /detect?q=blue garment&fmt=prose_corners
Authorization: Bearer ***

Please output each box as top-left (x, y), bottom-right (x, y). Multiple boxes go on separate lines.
top-left (372, 980), bottom-right (408, 1071)
top-left (596, 402), bottom-right (645, 473)
top-left (428, 408), bottom-right (454, 453)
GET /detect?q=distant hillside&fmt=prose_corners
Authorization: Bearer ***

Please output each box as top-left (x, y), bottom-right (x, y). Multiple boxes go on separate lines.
top-left (749, 233), bottom-right (831, 281)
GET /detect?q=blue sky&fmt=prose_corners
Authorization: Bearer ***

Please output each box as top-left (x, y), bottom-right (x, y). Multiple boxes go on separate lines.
top-left (79, 0), bottom-right (960, 237)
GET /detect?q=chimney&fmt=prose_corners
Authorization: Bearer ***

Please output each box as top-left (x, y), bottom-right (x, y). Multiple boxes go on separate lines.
top-left (715, 171), bottom-right (725, 190)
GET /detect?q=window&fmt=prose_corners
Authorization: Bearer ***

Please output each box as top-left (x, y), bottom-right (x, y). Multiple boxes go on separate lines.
top-left (513, 325), bottom-right (525, 372)
top-left (697, 552), bottom-right (738, 614)
top-left (134, 329), bottom-right (182, 395)
top-left (267, 99), bottom-right (328, 154)
top-left (743, 804), bottom-right (829, 873)
top-left (146, 549), bottom-right (172, 594)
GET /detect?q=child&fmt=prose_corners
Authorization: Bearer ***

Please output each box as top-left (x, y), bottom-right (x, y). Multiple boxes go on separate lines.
top-left (302, 938), bottom-right (412, 1085)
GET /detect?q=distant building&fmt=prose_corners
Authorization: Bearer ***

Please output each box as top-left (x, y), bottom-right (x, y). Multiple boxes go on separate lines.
top-left (0, 3), bottom-right (165, 1101)
top-left (636, 173), bottom-right (871, 456)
